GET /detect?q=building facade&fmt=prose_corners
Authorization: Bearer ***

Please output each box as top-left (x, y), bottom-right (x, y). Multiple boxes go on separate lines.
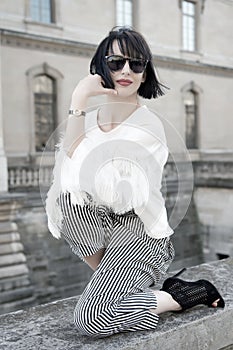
top-left (0, 0), bottom-right (232, 313)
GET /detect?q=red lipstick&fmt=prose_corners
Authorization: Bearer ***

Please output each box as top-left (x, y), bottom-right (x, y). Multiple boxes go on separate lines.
top-left (116, 79), bottom-right (132, 86)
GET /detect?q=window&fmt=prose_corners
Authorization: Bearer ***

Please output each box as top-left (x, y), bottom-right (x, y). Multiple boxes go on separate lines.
top-left (33, 75), bottom-right (56, 152)
top-left (30, 0), bottom-right (54, 24)
top-left (184, 90), bottom-right (198, 149)
top-left (182, 0), bottom-right (196, 51)
top-left (116, 0), bottom-right (133, 26)
top-left (26, 63), bottom-right (63, 154)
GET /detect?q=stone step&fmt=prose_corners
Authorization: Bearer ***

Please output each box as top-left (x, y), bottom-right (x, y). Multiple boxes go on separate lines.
top-left (0, 286), bottom-right (34, 304)
top-left (0, 253), bottom-right (26, 267)
top-left (0, 242), bottom-right (24, 255)
top-left (0, 264), bottom-right (29, 279)
top-left (0, 232), bottom-right (20, 243)
top-left (0, 275), bottom-right (31, 292)
top-left (0, 222), bottom-right (17, 233)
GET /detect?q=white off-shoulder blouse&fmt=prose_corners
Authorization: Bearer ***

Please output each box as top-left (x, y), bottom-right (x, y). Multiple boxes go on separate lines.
top-left (46, 105), bottom-right (174, 239)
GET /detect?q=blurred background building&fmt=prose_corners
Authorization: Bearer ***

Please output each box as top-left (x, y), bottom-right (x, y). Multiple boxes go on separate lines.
top-left (0, 0), bottom-right (232, 314)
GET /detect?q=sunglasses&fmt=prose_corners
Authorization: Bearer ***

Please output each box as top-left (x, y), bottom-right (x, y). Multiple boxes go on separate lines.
top-left (105, 55), bottom-right (148, 73)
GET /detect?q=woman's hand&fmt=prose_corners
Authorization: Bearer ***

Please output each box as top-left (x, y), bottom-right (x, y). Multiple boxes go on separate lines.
top-left (71, 74), bottom-right (117, 110)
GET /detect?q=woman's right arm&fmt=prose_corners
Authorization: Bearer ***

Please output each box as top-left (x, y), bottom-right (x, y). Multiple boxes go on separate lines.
top-left (63, 74), bottom-right (117, 158)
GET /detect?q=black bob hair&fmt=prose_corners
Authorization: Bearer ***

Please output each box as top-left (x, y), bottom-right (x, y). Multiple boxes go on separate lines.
top-left (90, 26), bottom-right (167, 99)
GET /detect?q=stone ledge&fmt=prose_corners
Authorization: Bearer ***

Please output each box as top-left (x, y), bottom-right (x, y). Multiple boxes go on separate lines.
top-left (0, 258), bottom-right (232, 350)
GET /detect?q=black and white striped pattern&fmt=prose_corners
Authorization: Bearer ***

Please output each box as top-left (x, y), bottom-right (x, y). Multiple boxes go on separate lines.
top-left (59, 192), bottom-right (175, 338)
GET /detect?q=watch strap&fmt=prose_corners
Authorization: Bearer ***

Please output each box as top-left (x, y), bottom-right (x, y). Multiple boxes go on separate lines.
top-left (69, 109), bottom-right (86, 117)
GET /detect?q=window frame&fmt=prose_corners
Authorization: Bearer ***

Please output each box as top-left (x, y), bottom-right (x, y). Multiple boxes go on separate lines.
top-left (33, 74), bottom-right (57, 152)
top-left (181, 81), bottom-right (203, 150)
top-left (184, 89), bottom-right (198, 149)
top-left (182, 0), bottom-right (197, 52)
top-left (25, 0), bottom-right (62, 28)
top-left (115, 0), bottom-right (137, 27)
top-left (179, 0), bottom-right (203, 53)
top-left (26, 63), bottom-right (63, 155)
top-left (30, 0), bottom-right (55, 24)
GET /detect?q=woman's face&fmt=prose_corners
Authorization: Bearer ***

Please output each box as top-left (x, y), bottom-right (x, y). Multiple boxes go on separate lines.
top-left (107, 40), bottom-right (146, 100)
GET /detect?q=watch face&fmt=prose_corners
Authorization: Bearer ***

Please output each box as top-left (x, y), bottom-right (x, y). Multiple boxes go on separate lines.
top-left (69, 109), bottom-right (85, 117)
top-left (74, 110), bottom-right (81, 116)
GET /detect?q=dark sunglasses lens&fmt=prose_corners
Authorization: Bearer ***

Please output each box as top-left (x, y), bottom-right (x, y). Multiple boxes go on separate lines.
top-left (130, 60), bottom-right (147, 73)
top-left (106, 56), bottom-right (147, 73)
top-left (106, 57), bottom-right (125, 71)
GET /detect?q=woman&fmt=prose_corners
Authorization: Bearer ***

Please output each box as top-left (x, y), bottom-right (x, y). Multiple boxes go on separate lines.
top-left (46, 27), bottom-right (224, 338)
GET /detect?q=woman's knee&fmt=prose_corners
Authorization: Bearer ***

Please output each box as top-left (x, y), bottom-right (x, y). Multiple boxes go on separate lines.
top-left (74, 303), bottom-right (104, 337)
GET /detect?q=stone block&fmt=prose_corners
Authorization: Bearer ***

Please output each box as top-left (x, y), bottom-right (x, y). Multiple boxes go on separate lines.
top-left (0, 232), bottom-right (20, 243)
top-left (0, 286), bottom-right (34, 304)
top-left (0, 200), bottom-right (21, 222)
top-left (0, 242), bottom-right (24, 255)
top-left (0, 222), bottom-right (17, 233)
top-left (0, 258), bottom-right (232, 350)
top-left (0, 275), bottom-right (30, 292)
top-left (0, 253), bottom-right (26, 267)
top-left (0, 264), bottom-right (29, 279)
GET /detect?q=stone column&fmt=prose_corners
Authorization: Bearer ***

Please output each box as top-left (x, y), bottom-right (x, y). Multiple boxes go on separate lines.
top-left (0, 32), bottom-right (8, 192)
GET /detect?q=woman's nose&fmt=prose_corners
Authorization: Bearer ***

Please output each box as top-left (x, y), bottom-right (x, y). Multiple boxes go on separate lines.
top-left (121, 60), bottom-right (130, 74)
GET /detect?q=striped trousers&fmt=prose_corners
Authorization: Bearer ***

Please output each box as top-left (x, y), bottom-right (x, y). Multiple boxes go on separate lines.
top-left (59, 192), bottom-right (175, 338)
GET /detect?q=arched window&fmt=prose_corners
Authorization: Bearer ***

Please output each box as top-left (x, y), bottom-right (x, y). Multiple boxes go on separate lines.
top-left (33, 74), bottom-right (56, 152)
top-left (30, 0), bottom-right (54, 23)
top-left (116, 0), bottom-right (133, 26)
top-left (182, 81), bottom-right (202, 150)
top-left (184, 89), bottom-right (198, 149)
top-left (26, 63), bottom-right (63, 154)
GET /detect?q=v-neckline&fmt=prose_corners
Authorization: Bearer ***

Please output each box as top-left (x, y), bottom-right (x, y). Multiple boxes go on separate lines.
top-left (96, 105), bottom-right (145, 134)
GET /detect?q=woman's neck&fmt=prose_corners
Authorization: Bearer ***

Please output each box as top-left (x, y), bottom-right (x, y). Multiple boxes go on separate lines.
top-left (97, 95), bottom-right (141, 130)
top-left (104, 94), bottom-right (140, 120)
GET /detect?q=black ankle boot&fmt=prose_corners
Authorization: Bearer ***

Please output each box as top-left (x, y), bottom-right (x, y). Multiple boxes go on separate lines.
top-left (161, 268), bottom-right (225, 311)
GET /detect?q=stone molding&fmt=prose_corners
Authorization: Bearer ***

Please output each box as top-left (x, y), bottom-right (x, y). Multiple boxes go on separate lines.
top-left (1, 29), bottom-right (233, 77)
top-left (194, 161), bottom-right (233, 188)
top-left (0, 28), bottom-right (95, 58)
top-left (181, 80), bottom-right (203, 94)
top-left (178, 0), bottom-right (206, 13)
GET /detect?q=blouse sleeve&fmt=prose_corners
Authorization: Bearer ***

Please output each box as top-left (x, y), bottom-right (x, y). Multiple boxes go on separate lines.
top-left (45, 136), bottom-right (90, 239)
top-left (130, 112), bottom-right (173, 237)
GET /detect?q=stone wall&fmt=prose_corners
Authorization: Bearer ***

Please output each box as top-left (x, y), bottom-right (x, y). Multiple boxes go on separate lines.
top-left (193, 159), bottom-right (233, 262)
top-left (14, 192), bottom-right (93, 306)
top-left (0, 258), bottom-right (232, 350)
top-left (0, 196), bottom-right (35, 314)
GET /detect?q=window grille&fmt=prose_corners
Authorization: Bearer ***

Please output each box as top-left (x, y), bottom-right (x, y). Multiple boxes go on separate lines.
top-left (182, 0), bottom-right (196, 51)
top-left (30, 0), bottom-right (54, 23)
top-left (116, 0), bottom-right (133, 26)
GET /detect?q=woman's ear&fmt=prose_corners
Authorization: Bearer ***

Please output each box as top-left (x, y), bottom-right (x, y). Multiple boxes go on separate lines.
top-left (141, 71), bottom-right (146, 83)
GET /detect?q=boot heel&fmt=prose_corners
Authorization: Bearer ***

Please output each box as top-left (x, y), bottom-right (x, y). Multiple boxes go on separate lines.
top-left (172, 268), bottom-right (187, 278)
